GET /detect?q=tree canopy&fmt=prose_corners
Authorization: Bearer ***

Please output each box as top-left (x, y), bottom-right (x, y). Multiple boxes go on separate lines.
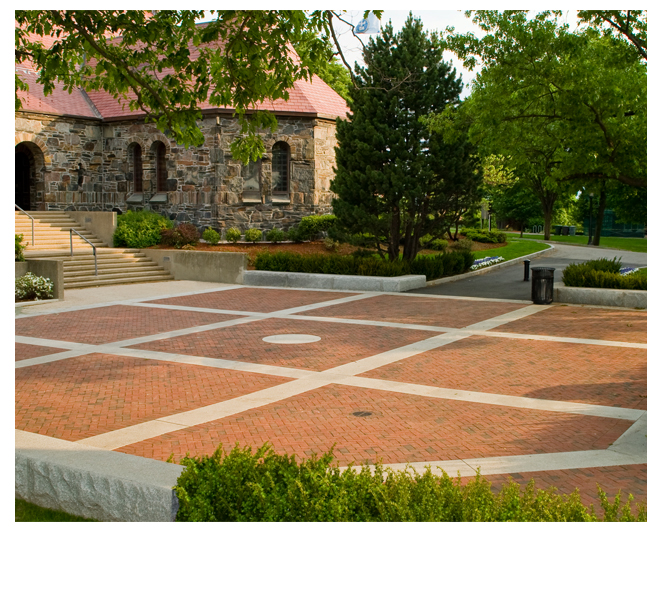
top-left (331, 15), bottom-right (479, 262)
top-left (15, 10), bottom-right (380, 161)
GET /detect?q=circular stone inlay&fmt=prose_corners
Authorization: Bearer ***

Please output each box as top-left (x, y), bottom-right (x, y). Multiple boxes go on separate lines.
top-left (262, 334), bottom-right (321, 344)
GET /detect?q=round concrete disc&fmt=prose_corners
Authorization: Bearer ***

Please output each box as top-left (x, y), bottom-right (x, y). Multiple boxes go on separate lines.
top-left (262, 334), bottom-right (321, 344)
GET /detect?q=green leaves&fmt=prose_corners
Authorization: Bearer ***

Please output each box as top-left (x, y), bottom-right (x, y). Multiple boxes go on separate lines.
top-left (15, 10), bottom-right (344, 153)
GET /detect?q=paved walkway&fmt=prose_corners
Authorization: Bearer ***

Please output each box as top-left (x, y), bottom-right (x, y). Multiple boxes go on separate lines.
top-left (416, 241), bottom-right (648, 300)
top-left (15, 280), bottom-right (647, 513)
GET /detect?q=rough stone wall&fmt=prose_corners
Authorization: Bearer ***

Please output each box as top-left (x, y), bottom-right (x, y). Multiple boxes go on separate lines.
top-left (16, 111), bottom-right (339, 234)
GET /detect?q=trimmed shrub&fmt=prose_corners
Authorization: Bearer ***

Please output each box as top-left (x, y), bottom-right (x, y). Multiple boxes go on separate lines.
top-left (244, 228), bottom-right (263, 243)
top-left (202, 227), bottom-right (221, 245)
top-left (254, 250), bottom-right (474, 280)
top-left (297, 214), bottom-right (337, 241)
top-left (563, 259), bottom-right (647, 290)
top-left (225, 227), bottom-right (241, 243)
top-left (161, 223), bottom-right (200, 248)
top-left (419, 235), bottom-right (448, 252)
top-left (461, 228), bottom-right (507, 244)
top-left (16, 272), bottom-right (54, 301)
top-left (266, 228), bottom-right (286, 243)
top-left (452, 237), bottom-right (474, 252)
top-left (113, 210), bottom-right (173, 248)
top-left (286, 227), bottom-right (304, 243)
top-left (173, 444), bottom-right (646, 522)
top-left (16, 234), bottom-right (26, 262)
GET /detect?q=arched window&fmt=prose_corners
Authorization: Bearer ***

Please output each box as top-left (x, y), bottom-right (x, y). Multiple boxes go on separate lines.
top-left (132, 144), bottom-right (143, 193)
top-left (242, 159), bottom-right (261, 194)
top-left (272, 142), bottom-right (290, 195)
top-left (154, 141), bottom-right (167, 192)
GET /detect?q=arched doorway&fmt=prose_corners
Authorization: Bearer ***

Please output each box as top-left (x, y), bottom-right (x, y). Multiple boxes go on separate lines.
top-left (15, 142), bottom-right (45, 212)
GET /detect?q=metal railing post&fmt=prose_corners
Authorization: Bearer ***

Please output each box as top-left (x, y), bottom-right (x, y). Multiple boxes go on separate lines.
top-left (70, 229), bottom-right (98, 276)
top-left (14, 204), bottom-right (35, 246)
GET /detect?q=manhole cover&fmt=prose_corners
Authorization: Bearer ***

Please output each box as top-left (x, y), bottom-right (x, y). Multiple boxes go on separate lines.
top-left (352, 411), bottom-right (372, 417)
top-left (262, 334), bottom-right (321, 344)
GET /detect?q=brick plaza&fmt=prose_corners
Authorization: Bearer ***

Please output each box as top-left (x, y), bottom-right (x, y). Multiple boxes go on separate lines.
top-left (16, 285), bottom-right (647, 512)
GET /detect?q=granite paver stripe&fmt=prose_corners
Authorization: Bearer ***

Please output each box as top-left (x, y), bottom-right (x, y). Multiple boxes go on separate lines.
top-left (15, 342), bottom-right (68, 362)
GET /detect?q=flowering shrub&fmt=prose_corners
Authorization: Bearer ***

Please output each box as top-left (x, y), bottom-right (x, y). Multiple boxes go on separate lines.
top-left (16, 272), bottom-right (54, 301)
top-left (620, 267), bottom-right (640, 276)
top-left (471, 256), bottom-right (505, 270)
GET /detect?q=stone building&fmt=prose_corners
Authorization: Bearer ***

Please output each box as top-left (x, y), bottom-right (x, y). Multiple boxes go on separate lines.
top-left (15, 34), bottom-right (348, 234)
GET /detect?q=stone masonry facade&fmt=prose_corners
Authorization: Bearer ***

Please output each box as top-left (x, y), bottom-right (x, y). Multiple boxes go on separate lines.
top-left (15, 111), bottom-right (339, 235)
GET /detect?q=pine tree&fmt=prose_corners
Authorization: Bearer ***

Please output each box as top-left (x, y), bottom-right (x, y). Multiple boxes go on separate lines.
top-left (331, 14), bottom-right (476, 262)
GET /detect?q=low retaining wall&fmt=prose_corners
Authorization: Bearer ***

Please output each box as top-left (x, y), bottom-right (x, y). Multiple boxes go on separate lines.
top-left (15, 259), bottom-right (64, 300)
top-left (243, 270), bottom-right (426, 292)
top-left (15, 431), bottom-right (182, 522)
top-left (142, 250), bottom-right (248, 284)
top-left (66, 211), bottom-right (117, 247)
top-left (554, 282), bottom-right (647, 309)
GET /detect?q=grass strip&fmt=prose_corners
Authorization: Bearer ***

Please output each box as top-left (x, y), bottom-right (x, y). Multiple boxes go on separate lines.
top-left (517, 234), bottom-right (646, 253)
top-left (15, 499), bottom-right (97, 522)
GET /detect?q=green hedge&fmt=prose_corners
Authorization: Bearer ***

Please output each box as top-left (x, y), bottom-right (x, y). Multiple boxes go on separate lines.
top-left (173, 444), bottom-right (646, 522)
top-left (254, 250), bottom-right (474, 280)
top-left (563, 258), bottom-right (647, 290)
top-left (113, 210), bottom-right (173, 248)
top-left (461, 228), bottom-right (507, 244)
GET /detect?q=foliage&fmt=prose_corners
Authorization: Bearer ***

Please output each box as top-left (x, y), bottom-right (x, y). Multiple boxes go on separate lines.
top-left (576, 10), bottom-right (647, 61)
top-left (489, 180), bottom-right (544, 235)
top-left (254, 249), bottom-right (474, 280)
top-left (202, 227), bottom-right (221, 245)
top-left (285, 227), bottom-right (304, 243)
top-left (15, 11), bottom-right (386, 161)
top-left (323, 237), bottom-right (339, 251)
top-left (225, 227), bottom-right (241, 243)
top-left (297, 214), bottom-right (337, 241)
top-left (419, 235), bottom-right (448, 252)
top-left (563, 258), bottom-right (647, 290)
top-left (331, 15), bottom-right (478, 263)
top-left (15, 499), bottom-right (96, 522)
top-left (439, 11), bottom-right (646, 191)
top-left (15, 272), bottom-right (54, 301)
top-left (244, 228), bottom-right (263, 243)
top-left (15, 234), bottom-right (26, 262)
top-left (161, 222), bottom-right (200, 248)
top-left (113, 210), bottom-right (173, 248)
top-left (461, 228), bottom-right (506, 244)
top-left (265, 228), bottom-right (286, 243)
top-left (173, 443), bottom-right (646, 521)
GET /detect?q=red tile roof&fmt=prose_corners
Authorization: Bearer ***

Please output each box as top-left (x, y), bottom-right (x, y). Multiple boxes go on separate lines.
top-left (16, 23), bottom-right (349, 121)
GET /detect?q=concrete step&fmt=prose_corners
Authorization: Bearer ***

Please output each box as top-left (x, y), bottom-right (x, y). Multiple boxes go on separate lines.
top-left (65, 274), bottom-right (175, 289)
top-left (65, 266), bottom-right (168, 279)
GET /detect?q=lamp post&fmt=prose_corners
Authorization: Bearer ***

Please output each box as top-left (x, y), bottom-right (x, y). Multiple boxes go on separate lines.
top-left (587, 193), bottom-right (594, 245)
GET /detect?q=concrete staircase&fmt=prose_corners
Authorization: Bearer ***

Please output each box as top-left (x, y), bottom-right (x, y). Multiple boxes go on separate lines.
top-left (16, 211), bottom-right (173, 289)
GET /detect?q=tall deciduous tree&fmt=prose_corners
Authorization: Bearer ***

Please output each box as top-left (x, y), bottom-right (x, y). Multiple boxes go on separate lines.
top-left (15, 10), bottom-right (381, 161)
top-left (331, 15), bottom-right (477, 262)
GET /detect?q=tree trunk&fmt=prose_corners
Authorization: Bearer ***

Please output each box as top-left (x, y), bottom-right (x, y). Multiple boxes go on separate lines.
top-left (388, 206), bottom-right (401, 260)
top-left (592, 184), bottom-right (607, 246)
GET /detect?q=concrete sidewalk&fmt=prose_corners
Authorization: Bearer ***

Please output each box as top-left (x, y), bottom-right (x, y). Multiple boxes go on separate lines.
top-left (414, 242), bottom-right (647, 301)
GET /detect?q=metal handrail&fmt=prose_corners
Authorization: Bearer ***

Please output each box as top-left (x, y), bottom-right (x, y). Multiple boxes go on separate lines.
top-left (14, 204), bottom-right (34, 246)
top-left (70, 229), bottom-right (97, 276)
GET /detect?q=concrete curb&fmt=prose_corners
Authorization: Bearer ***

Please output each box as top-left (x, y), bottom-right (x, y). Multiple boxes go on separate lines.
top-left (15, 430), bottom-right (183, 522)
top-left (425, 243), bottom-right (555, 287)
top-left (554, 282), bottom-right (647, 309)
top-left (243, 271), bottom-right (426, 292)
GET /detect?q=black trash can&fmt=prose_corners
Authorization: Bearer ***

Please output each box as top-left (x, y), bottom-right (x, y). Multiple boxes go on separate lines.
top-left (531, 267), bottom-right (555, 304)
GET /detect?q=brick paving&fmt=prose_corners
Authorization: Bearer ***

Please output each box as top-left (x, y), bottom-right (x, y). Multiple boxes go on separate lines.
top-left (15, 342), bottom-right (67, 361)
top-left (14, 285), bottom-right (647, 514)
top-left (147, 288), bottom-right (354, 313)
top-left (461, 464), bottom-right (647, 513)
top-left (117, 384), bottom-right (632, 465)
top-left (15, 353), bottom-right (290, 441)
top-left (296, 294), bottom-right (525, 328)
top-left (490, 305), bottom-right (647, 343)
top-left (129, 317), bottom-right (435, 371)
top-left (15, 304), bottom-right (241, 345)
top-left (363, 335), bottom-right (647, 409)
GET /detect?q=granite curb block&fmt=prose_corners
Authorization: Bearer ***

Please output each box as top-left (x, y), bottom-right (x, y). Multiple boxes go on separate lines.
top-left (425, 243), bottom-right (555, 287)
top-left (554, 281), bottom-right (647, 309)
top-left (15, 430), bottom-right (183, 522)
top-left (243, 270), bottom-right (426, 292)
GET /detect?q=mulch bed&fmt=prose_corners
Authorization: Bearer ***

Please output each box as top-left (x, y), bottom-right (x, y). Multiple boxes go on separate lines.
top-left (150, 239), bottom-right (507, 267)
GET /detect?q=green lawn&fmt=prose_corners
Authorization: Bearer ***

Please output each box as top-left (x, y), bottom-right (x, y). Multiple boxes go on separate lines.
top-left (471, 239), bottom-right (550, 264)
top-left (15, 498), bottom-right (97, 522)
top-left (516, 234), bottom-right (647, 253)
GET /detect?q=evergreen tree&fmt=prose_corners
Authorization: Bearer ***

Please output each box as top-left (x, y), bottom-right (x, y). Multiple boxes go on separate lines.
top-left (331, 15), bottom-right (473, 262)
